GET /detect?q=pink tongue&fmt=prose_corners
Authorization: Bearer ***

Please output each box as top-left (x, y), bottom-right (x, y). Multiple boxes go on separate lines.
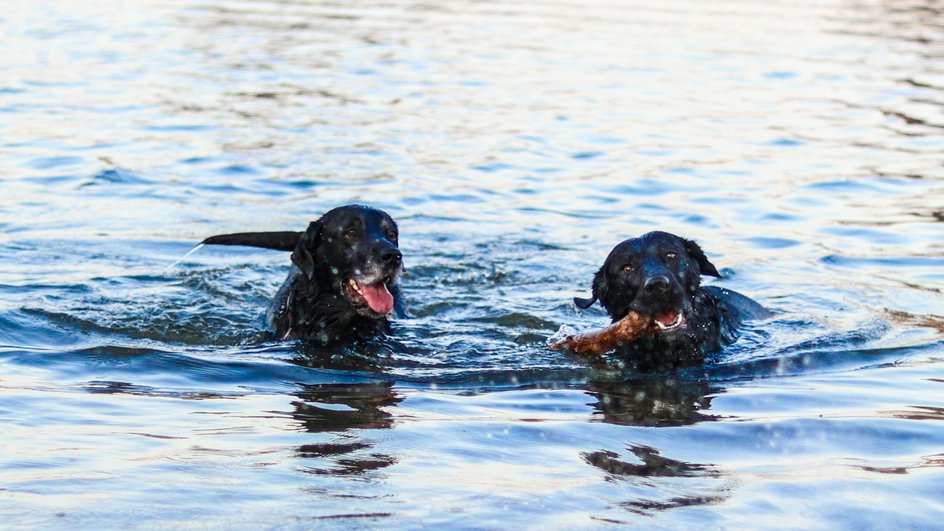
top-left (360, 281), bottom-right (394, 315)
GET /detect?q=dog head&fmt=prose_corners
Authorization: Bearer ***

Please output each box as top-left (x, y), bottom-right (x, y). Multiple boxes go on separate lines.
top-left (574, 231), bottom-right (721, 336)
top-left (292, 205), bottom-right (402, 318)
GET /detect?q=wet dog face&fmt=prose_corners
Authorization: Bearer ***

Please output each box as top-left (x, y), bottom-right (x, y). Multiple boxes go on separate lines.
top-left (292, 205), bottom-right (402, 318)
top-left (575, 231), bottom-right (721, 338)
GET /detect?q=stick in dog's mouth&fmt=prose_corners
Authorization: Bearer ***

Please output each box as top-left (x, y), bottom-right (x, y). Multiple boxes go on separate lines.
top-left (549, 311), bottom-right (650, 356)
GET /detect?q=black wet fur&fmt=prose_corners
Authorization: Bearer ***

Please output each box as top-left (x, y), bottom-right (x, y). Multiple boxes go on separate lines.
top-left (202, 231), bottom-right (300, 251)
top-left (204, 204), bottom-right (405, 345)
top-left (573, 231), bottom-right (769, 371)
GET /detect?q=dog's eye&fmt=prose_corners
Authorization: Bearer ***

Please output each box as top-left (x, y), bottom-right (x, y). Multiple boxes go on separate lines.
top-left (344, 229), bottom-right (359, 239)
top-left (665, 252), bottom-right (678, 260)
top-left (622, 264), bottom-right (634, 274)
top-left (385, 229), bottom-right (397, 241)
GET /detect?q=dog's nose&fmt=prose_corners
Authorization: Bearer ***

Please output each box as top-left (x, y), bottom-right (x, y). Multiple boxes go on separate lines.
top-left (381, 249), bottom-right (402, 266)
top-left (644, 275), bottom-right (670, 294)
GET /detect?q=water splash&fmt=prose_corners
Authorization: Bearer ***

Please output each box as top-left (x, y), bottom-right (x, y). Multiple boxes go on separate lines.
top-left (161, 243), bottom-right (205, 275)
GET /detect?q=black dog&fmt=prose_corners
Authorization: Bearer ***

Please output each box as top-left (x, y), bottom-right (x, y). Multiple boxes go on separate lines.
top-left (574, 231), bottom-right (768, 370)
top-left (203, 205), bottom-right (405, 345)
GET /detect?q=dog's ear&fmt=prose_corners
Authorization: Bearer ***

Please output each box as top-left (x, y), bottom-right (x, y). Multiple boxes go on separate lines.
top-left (291, 220), bottom-right (323, 280)
top-left (683, 239), bottom-right (722, 278)
top-left (573, 267), bottom-right (607, 309)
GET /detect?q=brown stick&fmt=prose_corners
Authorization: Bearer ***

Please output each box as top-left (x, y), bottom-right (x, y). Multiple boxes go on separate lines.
top-left (549, 311), bottom-right (650, 355)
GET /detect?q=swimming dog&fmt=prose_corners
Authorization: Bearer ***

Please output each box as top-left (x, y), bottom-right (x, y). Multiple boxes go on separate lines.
top-left (203, 204), bottom-right (405, 344)
top-left (571, 231), bottom-right (768, 370)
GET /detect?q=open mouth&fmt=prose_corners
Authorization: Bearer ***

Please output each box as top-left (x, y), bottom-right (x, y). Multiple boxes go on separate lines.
top-left (652, 310), bottom-right (685, 332)
top-left (344, 277), bottom-right (395, 316)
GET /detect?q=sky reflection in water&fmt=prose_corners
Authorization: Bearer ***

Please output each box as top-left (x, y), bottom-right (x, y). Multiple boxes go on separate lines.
top-left (1, 0), bottom-right (943, 528)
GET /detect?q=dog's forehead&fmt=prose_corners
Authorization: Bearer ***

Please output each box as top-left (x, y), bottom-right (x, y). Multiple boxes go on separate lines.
top-left (358, 209), bottom-right (396, 233)
top-left (606, 232), bottom-right (686, 263)
top-left (639, 231), bottom-right (686, 252)
top-left (603, 240), bottom-right (641, 268)
top-left (320, 206), bottom-right (394, 232)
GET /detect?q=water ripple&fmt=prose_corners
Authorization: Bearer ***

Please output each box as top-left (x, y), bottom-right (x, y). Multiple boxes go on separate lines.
top-left (1, 0), bottom-right (943, 527)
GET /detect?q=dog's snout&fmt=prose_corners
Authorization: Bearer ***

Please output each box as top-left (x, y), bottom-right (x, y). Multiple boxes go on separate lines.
top-left (381, 248), bottom-right (402, 266)
top-left (644, 275), bottom-right (670, 294)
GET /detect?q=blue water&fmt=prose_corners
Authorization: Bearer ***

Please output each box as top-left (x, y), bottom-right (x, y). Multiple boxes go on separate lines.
top-left (2, 0), bottom-right (943, 528)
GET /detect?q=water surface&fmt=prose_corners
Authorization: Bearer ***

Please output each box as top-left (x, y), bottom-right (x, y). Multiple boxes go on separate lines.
top-left (1, 0), bottom-right (943, 528)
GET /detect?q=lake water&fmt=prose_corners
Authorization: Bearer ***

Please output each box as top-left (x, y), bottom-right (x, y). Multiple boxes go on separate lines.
top-left (2, 0), bottom-right (943, 528)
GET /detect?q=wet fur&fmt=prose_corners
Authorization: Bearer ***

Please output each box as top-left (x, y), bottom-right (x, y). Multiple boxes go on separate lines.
top-left (574, 231), bottom-right (768, 370)
top-left (204, 205), bottom-right (405, 345)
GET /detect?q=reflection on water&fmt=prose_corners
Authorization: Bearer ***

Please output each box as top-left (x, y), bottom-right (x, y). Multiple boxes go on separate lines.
top-left (1, 0), bottom-right (944, 527)
top-left (588, 445), bottom-right (730, 517)
top-left (584, 444), bottom-right (719, 479)
top-left (585, 445), bottom-right (727, 515)
top-left (292, 382), bottom-right (400, 476)
top-left (587, 377), bottom-right (718, 427)
top-left (292, 381), bottom-right (401, 433)
top-left (849, 453), bottom-right (944, 475)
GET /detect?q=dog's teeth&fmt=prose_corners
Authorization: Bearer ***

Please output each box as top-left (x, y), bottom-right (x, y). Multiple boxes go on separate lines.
top-left (655, 314), bottom-right (683, 330)
top-left (348, 279), bottom-right (364, 295)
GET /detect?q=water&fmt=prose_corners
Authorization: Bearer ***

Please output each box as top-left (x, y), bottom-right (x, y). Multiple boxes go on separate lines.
top-left (2, 0), bottom-right (943, 527)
